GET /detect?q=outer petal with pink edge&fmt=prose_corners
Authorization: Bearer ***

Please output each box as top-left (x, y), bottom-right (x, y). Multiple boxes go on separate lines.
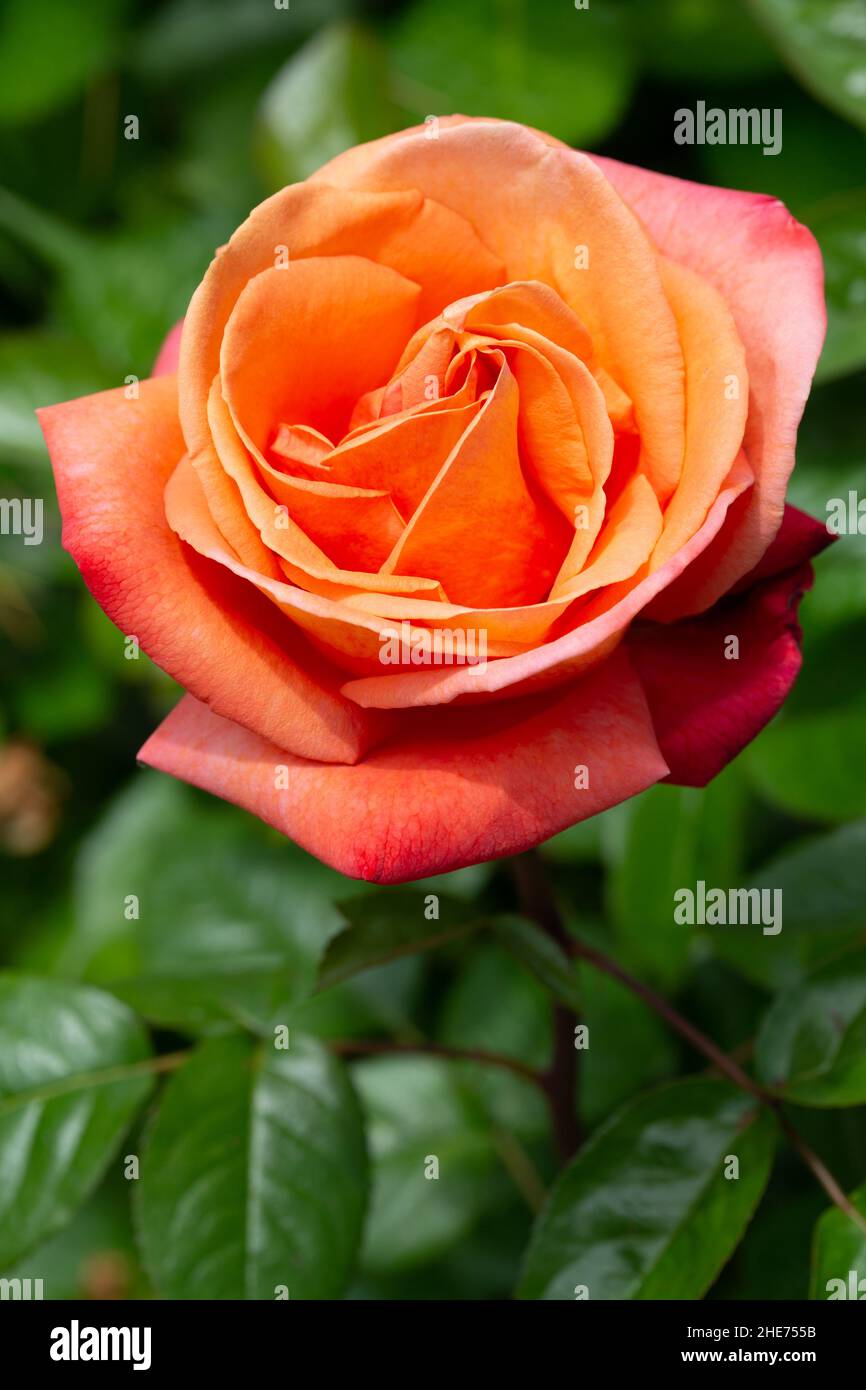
top-left (38, 377), bottom-right (382, 765)
top-left (139, 648), bottom-right (670, 883)
top-left (592, 153), bottom-right (825, 614)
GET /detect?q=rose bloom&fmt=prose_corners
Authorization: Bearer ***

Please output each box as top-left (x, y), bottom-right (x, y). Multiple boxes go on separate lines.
top-left (40, 117), bottom-right (829, 883)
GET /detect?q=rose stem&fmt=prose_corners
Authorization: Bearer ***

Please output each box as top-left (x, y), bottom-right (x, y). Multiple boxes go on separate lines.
top-left (512, 850), bottom-right (582, 1162)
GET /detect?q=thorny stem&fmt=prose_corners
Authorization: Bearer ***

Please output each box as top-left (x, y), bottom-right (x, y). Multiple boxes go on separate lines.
top-left (512, 850), bottom-right (582, 1161)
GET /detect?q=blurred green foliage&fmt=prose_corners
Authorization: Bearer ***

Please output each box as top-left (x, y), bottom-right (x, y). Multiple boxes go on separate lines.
top-left (1, 0), bottom-right (865, 1302)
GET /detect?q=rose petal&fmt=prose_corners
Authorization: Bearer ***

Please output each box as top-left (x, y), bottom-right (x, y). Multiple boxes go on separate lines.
top-left (139, 647), bottom-right (669, 883)
top-left (592, 152), bottom-right (826, 607)
top-left (629, 555), bottom-right (819, 786)
top-left (314, 118), bottom-right (687, 505)
top-left (39, 378), bottom-right (382, 763)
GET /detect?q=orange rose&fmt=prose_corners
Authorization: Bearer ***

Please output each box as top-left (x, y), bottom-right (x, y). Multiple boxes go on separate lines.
top-left (40, 117), bottom-right (828, 882)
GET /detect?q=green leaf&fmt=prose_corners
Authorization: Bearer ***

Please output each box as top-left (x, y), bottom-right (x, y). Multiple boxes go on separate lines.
top-left (137, 1033), bottom-right (367, 1299)
top-left (317, 891), bottom-right (484, 993)
top-left (0, 0), bottom-right (125, 125)
top-left (258, 24), bottom-right (405, 189)
top-left (388, 0), bottom-right (635, 148)
top-left (354, 1055), bottom-right (500, 1274)
top-left (711, 822), bottom-right (866, 990)
top-left (808, 191), bottom-right (866, 383)
top-left (756, 946), bottom-right (866, 1105)
top-left (626, 0), bottom-right (779, 79)
top-left (71, 774), bottom-right (349, 1033)
top-left (810, 1183), bottom-right (866, 1298)
top-left (133, 0), bottom-right (351, 83)
top-left (0, 331), bottom-right (114, 468)
top-left (438, 943), bottom-right (550, 1140)
top-left (578, 964), bottom-right (679, 1129)
top-left (0, 974), bottom-right (152, 1269)
top-left (604, 784), bottom-right (703, 991)
top-left (518, 1079), bottom-right (776, 1300)
top-left (4, 1175), bottom-right (146, 1299)
top-left (746, 693), bottom-right (866, 825)
top-left (492, 915), bottom-right (581, 1011)
top-left (0, 187), bottom-right (227, 373)
top-left (748, 0), bottom-right (866, 132)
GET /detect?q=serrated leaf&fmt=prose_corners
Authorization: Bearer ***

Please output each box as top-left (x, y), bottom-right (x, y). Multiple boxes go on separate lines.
top-left (518, 1079), bottom-right (776, 1300)
top-left (810, 1183), bottom-right (866, 1298)
top-left (0, 974), bottom-right (152, 1269)
top-left (137, 1033), bottom-right (367, 1299)
top-left (756, 946), bottom-right (866, 1105)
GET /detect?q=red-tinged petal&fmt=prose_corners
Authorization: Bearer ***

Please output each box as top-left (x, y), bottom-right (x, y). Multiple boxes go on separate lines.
top-left (629, 560), bottom-right (817, 787)
top-left (38, 378), bottom-right (383, 764)
top-left (731, 503), bottom-right (833, 589)
top-left (139, 648), bottom-right (669, 884)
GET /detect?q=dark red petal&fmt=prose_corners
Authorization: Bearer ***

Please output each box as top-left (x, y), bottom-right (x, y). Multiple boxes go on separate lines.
top-left (628, 558), bottom-right (817, 787)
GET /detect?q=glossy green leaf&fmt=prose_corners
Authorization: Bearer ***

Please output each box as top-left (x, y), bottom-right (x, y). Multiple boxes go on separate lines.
top-left (748, 0), bottom-right (866, 131)
top-left (389, 0), bottom-right (635, 148)
top-left (72, 774), bottom-right (349, 1032)
top-left (137, 1033), bottom-right (367, 1299)
top-left (258, 24), bottom-right (404, 189)
top-left (0, 974), bottom-right (152, 1268)
top-left (518, 1079), bottom-right (776, 1300)
top-left (810, 1183), bottom-right (866, 1298)
top-left (756, 946), bottom-right (866, 1104)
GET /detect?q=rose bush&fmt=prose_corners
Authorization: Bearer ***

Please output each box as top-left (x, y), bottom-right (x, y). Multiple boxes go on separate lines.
top-left (39, 116), bottom-right (829, 883)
